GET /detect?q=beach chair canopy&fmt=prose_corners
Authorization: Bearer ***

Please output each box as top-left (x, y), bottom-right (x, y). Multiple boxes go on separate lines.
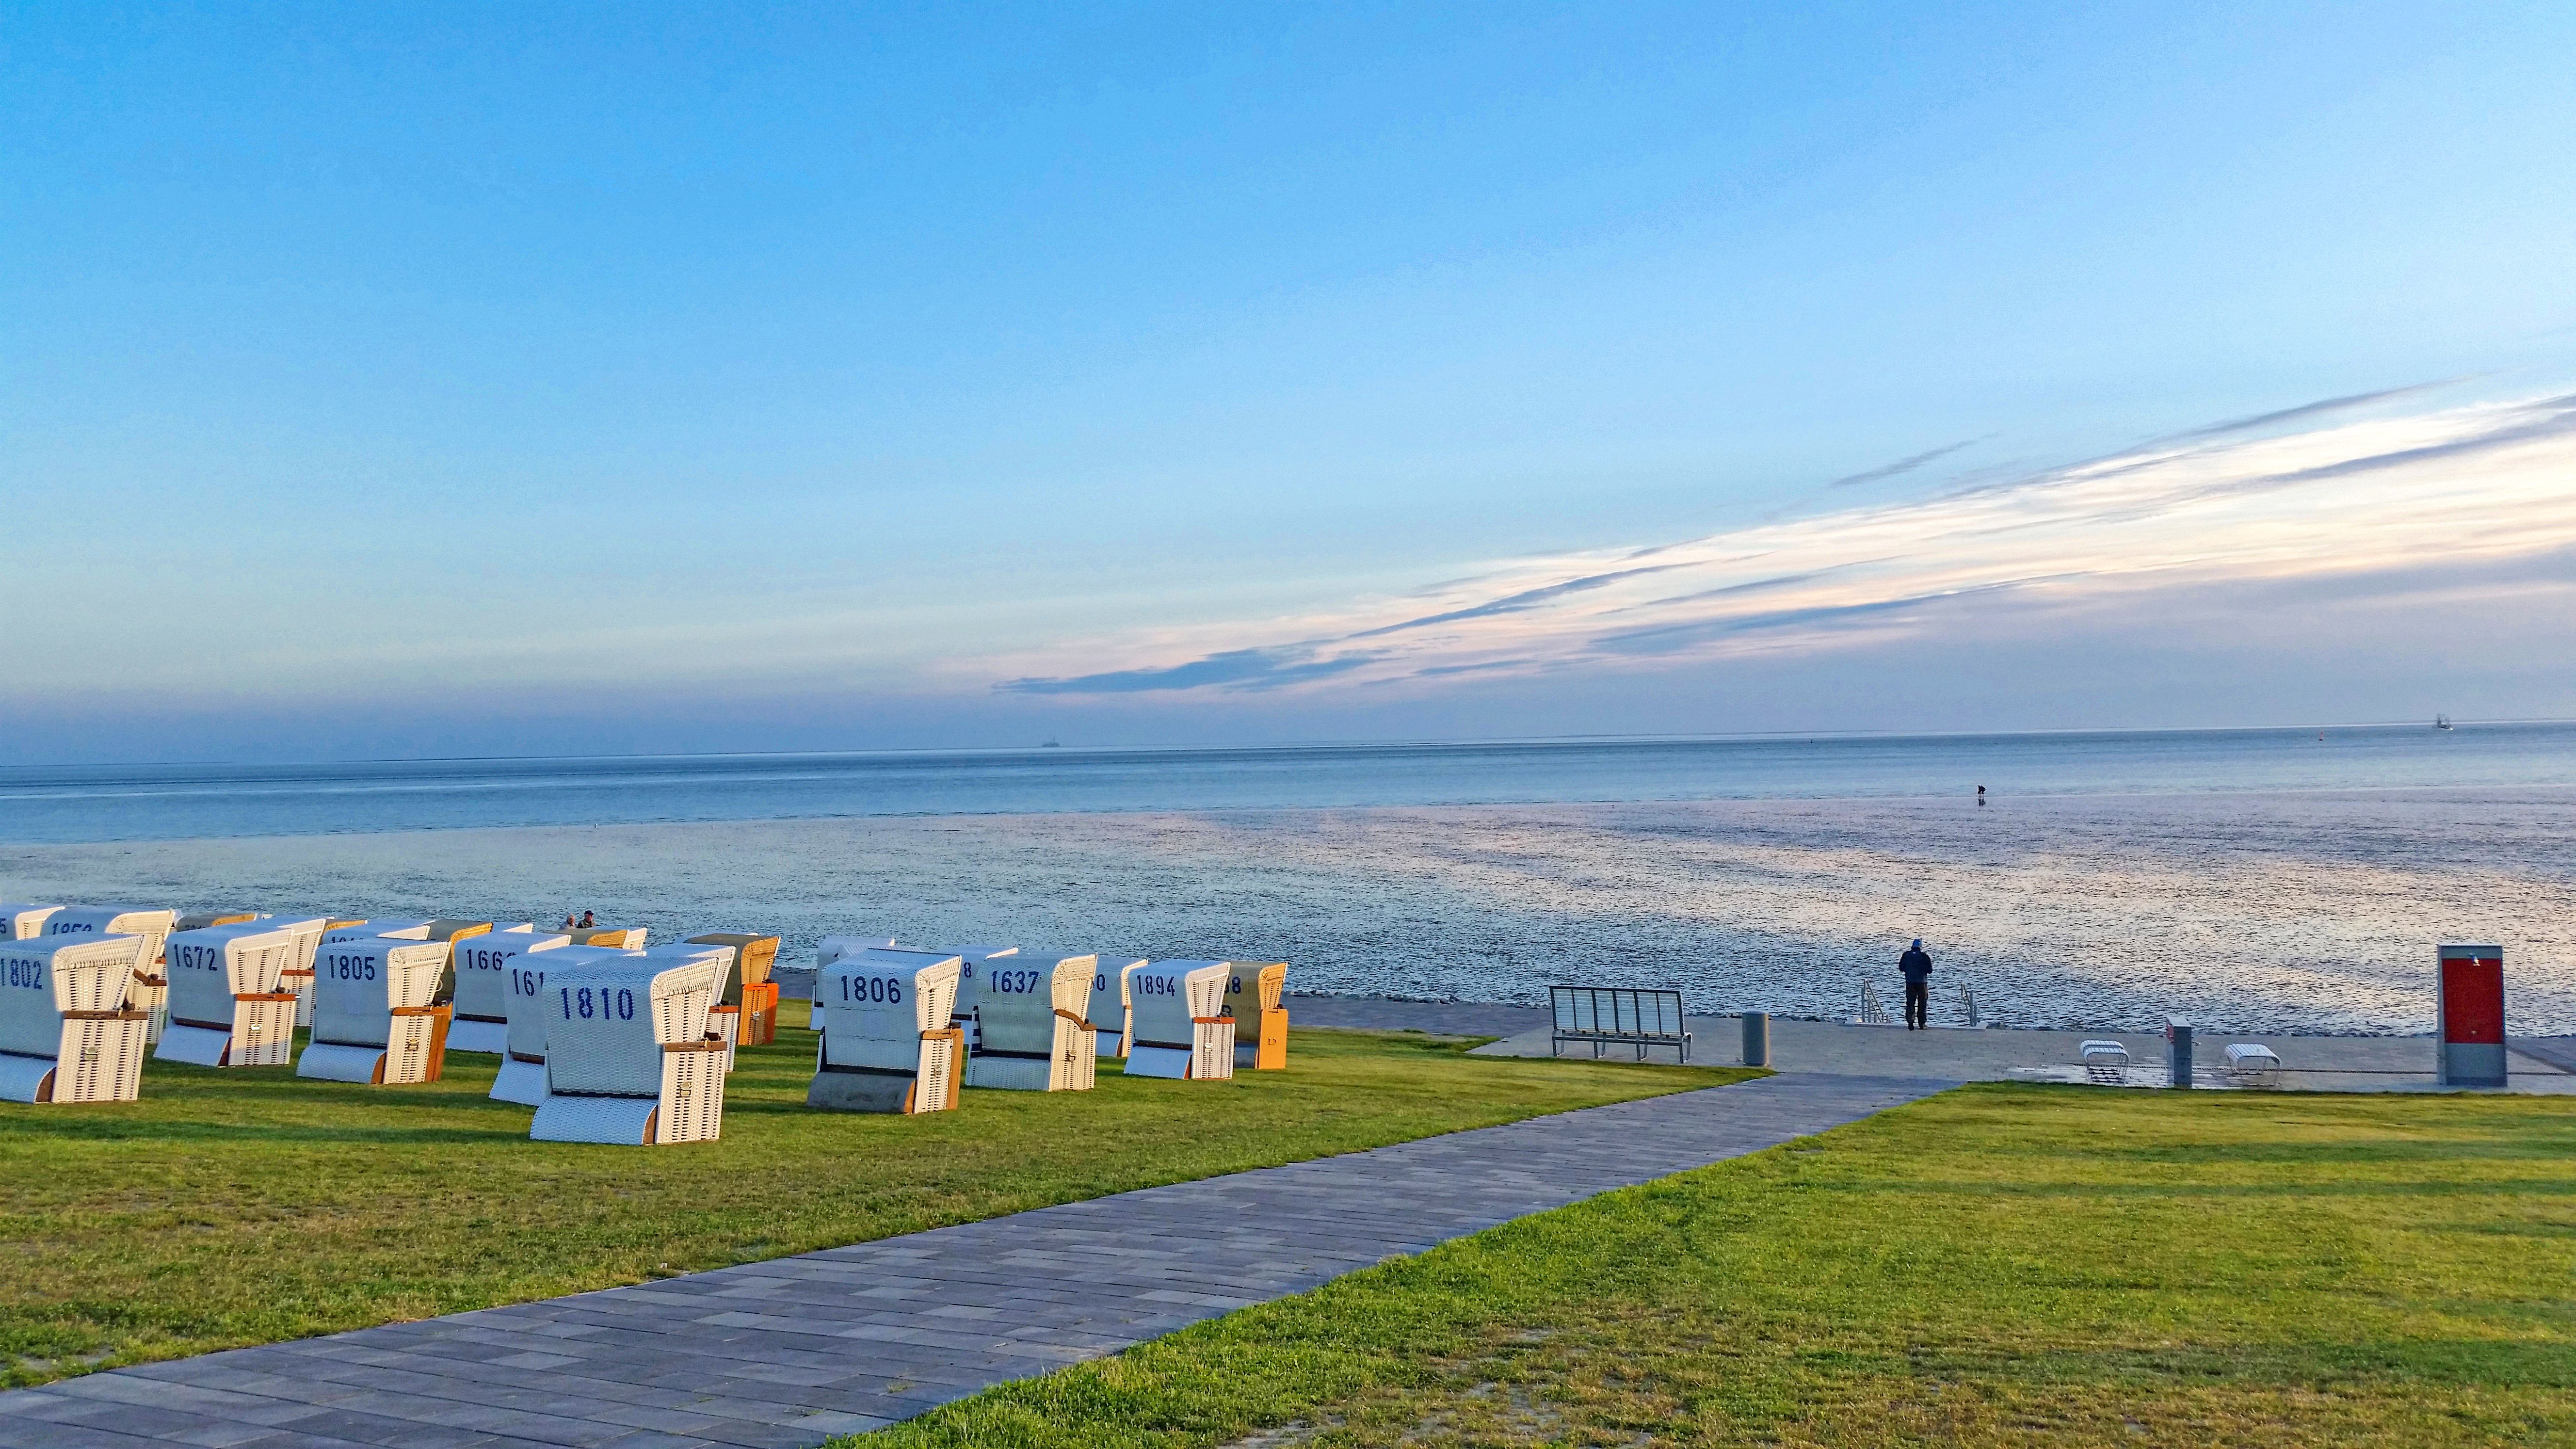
top-left (0, 936), bottom-right (145, 1058)
top-left (818, 949), bottom-right (961, 1072)
top-left (323, 919), bottom-right (433, 944)
top-left (162, 922), bottom-right (298, 1029)
top-left (976, 952), bottom-right (1095, 1057)
top-left (542, 951), bottom-right (721, 1098)
top-left (43, 906), bottom-right (175, 960)
top-left (0, 904), bottom-right (64, 941)
top-left (453, 925), bottom-right (568, 1027)
top-left (502, 943), bottom-right (629, 1060)
top-left (309, 937), bottom-right (453, 1050)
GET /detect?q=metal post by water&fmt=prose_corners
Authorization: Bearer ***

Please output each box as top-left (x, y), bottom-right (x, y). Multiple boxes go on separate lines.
top-left (2165, 1014), bottom-right (2194, 1089)
top-left (1741, 1011), bottom-right (1770, 1067)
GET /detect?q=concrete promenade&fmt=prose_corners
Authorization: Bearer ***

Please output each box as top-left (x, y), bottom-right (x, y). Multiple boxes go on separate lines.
top-left (0, 1073), bottom-right (1949, 1449)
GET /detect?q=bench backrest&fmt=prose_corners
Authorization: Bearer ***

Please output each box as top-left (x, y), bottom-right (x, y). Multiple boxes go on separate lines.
top-left (1550, 985), bottom-right (1689, 1039)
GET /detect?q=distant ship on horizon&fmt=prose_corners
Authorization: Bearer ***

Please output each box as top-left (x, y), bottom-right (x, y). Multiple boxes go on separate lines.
top-left (2436, 715), bottom-right (2454, 731)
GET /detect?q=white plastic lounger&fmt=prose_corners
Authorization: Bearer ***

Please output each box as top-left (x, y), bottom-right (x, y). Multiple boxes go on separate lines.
top-left (492, 942), bottom-right (632, 1106)
top-left (1, 904), bottom-right (64, 941)
top-left (450, 926), bottom-right (569, 1055)
top-left (0, 935), bottom-right (150, 1104)
top-left (1123, 960), bottom-right (1235, 1080)
top-left (1088, 955), bottom-right (1146, 1058)
top-left (297, 936), bottom-right (457, 1084)
top-left (156, 922), bottom-right (301, 1067)
top-left (2226, 1043), bottom-right (2283, 1080)
top-left (966, 951), bottom-right (1097, 1091)
top-left (1223, 961), bottom-right (1289, 1070)
top-left (2079, 1040), bottom-right (2130, 1066)
top-left (529, 950), bottom-right (726, 1145)
top-left (811, 948), bottom-right (964, 1113)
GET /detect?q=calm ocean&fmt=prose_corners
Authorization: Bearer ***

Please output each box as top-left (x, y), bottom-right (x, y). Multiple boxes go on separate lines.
top-left (2, 724), bottom-right (2565, 844)
top-left (3, 725), bottom-right (2570, 1034)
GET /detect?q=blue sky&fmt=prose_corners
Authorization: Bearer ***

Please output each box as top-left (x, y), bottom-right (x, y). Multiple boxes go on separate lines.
top-left (6, 2), bottom-right (2574, 761)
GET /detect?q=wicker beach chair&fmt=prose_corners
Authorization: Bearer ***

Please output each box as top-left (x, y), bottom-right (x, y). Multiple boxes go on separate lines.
top-left (0, 934), bottom-right (150, 1104)
top-left (156, 921), bottom-right (302, 1068)
top-left (529, 950), bottom-right (727, 1145)
top-left (1, 904), bottom-right (65, 941)
top-left (1087, 955), bottom-right (1146, 1058)
top-left (1123, 960), bottom-right (1236, 1080)
top-left (810, 934), bottom-right (898, 1037)
top-left (2226, 1042), bottom-right (2283, 1083)
top-left (1223, 961), bottom-right (1289, 1070)
top-left (491, 942), bottom-right (632, 1105)
top-left (690, 933), bottom-right (783, 1046)
top-left (297, 936), bottom-right (458, 1084)
top-left (944, 944), bottom-right (1019, 1055)
top-left (631, 943), bottom-right (737, 1067)
top-left (810, 948), bottom-right (965, 1113)
top-left (42, 907), bottom-right (177, 1044)
top-left (450, 926), bottom-right (570, 1055)
top-left (966, 951), bottom-right (1099, 1091)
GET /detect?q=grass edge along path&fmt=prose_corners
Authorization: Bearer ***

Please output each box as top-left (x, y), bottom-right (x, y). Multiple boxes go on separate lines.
top-left (0, 1014), bottom-right (1753, 1389)
top-left (840, 1084), bottom-right (2576, 1449)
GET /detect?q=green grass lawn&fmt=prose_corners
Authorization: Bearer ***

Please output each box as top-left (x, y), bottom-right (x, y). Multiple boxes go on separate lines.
top-left (853, 1084), bottom-right (2576, 1448)
top-left (0, 1006), bottom-right (1748, 1388)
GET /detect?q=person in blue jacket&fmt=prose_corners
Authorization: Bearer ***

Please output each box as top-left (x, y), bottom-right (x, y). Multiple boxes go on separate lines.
top-left (1899, 939), bottom-right (1933, 1030)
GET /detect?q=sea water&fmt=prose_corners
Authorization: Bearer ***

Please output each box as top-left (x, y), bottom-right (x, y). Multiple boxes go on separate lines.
top-left (2, 725), bottom-right (2570, 1033)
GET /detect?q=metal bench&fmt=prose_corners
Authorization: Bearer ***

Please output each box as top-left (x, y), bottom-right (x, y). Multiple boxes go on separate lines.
top-left (1550, 986), bottom-right (1692, 1062)
top-left (2226, 1042), bottom-right (2283, 1082)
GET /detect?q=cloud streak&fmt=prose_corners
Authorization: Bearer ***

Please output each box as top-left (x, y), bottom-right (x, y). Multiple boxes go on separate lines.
top-left (986, 389), bottom-right (2576, 697)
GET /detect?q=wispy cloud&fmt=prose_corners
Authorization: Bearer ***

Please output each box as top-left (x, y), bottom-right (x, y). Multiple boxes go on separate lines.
top-left (1825, 436), bottom-right (1989, 488)
top-left (984, 389), bottom-right (2576, 696)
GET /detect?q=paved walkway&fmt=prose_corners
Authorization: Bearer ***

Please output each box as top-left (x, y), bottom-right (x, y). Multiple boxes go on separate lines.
top-left (0, 1074), bottom-right (1950, 1449)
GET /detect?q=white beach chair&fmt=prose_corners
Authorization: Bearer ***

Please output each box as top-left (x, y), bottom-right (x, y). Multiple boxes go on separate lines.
top-left (325, 919), bottom-right (435, 943)
top-left (296, 936), bottom-right (457, 1084)
top-left (810, 948), bottom-right (965, 1113)
top-left (1123, 960), bottom-right (1236, 1080)
top-left (155, 922), bottom-right (302, 1068)
top-left (632, 942), bottom-right (737, 1067)
top-left (1089, 955), bottom-right (1146, 1058)
top-left (2226, 1043), bottom-right (2283, 1082)
top-left (43, 907), bottom-right (177, 1044)
top-left (966, 951), bottom-right (1098, 1091)
top-left (1223, 961), bottom-right (1289, 1070)
top-left (0, 935), bottom-right (150, 1104)
top-left (449, 926), bottom-right (570, 1055)
top-left (246, 916), bottom-right (329, 1030)
top-left (529, 950), bottom-right (727, 1145)
top-left (0, 904), bottom-right (65, 941)
top-left (174, 910), bottom-right (258, 932)
top-left (945, 943), bottom-right (1018, 1053)
top-left (810, 934), bottom-right (898, 1037)
top-left (492, 942), bottom-right (632, 1105)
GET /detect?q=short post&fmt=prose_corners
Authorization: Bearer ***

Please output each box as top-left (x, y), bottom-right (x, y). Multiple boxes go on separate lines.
top-left (1740, 1011), bottom-right (1770, 1067)
top-left (2436, 943), bottom-right (2506, 1088)
top-left (2164, 1014), bottom-right (2193, 1089)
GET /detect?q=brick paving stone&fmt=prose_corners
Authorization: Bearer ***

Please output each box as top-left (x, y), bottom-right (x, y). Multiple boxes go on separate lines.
top-left (2, 1074), bottom-right (1947, 1447)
